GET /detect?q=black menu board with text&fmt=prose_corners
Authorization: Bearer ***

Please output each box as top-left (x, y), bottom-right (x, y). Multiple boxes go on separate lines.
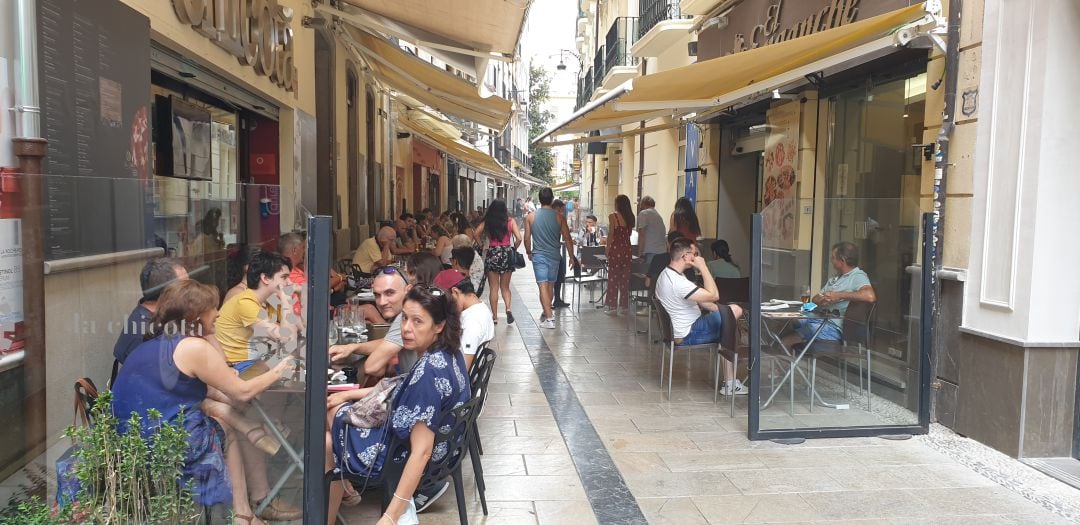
top-left (37, 0), bottom-right (151, 260)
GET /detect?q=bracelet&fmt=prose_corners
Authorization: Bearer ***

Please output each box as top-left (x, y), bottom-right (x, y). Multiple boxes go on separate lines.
top-left (392, 492), bottom-right (410, 503)
top-left (382, 512), bottom-right (394, 524)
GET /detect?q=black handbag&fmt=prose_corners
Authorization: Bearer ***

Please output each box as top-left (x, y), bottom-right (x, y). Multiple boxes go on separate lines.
top-left (512, 249), bottom-right (527, 269)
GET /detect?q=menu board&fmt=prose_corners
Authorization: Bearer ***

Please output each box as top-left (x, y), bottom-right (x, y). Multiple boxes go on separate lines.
top-left (37, 0), bottom-right (150, 259)
top-left (761, 102), bottom-right (800, 249)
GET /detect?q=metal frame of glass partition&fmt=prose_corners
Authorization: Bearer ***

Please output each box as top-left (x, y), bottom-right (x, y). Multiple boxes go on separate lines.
top-left (303, 216), bottom-right (332, 524)
top-left (747, 213), bottom-right (933, 441)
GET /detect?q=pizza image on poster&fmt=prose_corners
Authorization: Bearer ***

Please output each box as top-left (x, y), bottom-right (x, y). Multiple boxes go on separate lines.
top-left (761, 102), bottom-right (800, 249)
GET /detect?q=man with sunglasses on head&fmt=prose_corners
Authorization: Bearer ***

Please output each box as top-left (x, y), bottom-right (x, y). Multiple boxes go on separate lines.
top-left (655, 238), bottom-right (746, 396)
top-left (328, 266), bottom-right (415, 376)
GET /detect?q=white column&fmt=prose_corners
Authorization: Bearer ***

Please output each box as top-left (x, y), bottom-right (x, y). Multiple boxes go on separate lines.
top-left (963, 0), bottom-right (1080, 345)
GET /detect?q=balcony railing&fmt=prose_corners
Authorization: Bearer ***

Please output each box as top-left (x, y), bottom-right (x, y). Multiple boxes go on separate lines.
top-left (576, 68), bottom-right (594, 109)
top-left (593, 46), bottom-right (606, 90)
top-left (605, 17), bottom-right (640, 72)
top-left (639, 0), bottom-right (684, 38)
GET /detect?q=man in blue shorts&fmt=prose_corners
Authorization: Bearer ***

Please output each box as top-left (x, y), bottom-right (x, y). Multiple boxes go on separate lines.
top-left (525, 187), bottom-right (577, 329)
top-left (792, 242), bottom-right (876, 343)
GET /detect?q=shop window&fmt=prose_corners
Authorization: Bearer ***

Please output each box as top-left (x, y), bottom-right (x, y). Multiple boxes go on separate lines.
top-left (822, 72), bottom-right (927, 351)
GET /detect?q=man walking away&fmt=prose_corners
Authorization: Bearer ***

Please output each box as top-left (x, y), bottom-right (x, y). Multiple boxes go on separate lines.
top-left (525, 187), bottom-right (577, 328)
top-left (551, 199), bottom-right (571, 308)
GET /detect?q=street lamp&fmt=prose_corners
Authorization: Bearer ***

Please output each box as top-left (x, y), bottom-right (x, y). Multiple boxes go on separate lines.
top-left (550, 49), bottom-right (580, 72)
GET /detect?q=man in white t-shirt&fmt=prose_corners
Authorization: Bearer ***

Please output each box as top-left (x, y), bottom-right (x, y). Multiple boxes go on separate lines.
top-left (655, 238), bottom-right (746, 396)
top-left (448, 275), bottom-right (495, 369)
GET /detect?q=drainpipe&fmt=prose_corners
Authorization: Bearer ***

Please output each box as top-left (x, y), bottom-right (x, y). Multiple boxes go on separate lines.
top-left (12, 0), bottom-right (48, 450)
top-left (929, 0), bottom-right (962, 418)
top-left (636, 58), bottom-right (647, 202)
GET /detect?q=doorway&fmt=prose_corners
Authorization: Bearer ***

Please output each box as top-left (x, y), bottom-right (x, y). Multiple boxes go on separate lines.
top-left (365, 89), bottom-right (377, 233)
top-left (346, 67), bottom-right (361, 247)
top-left (315, 31), bottom-right (335, 218)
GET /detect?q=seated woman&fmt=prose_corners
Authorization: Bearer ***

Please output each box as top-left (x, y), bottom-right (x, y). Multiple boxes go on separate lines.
top-left (324, 285), bottom-right (470, 525)
top-left (111, 280), bottom-right (296, 525)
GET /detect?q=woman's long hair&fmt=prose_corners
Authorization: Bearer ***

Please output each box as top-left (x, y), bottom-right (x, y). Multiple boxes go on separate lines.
top-left (404, 285), bottom-right (462, 355)
top-left (711, 239), bottom-right (739, 268)
top-left (484, 199), bottom-right (509, 241)
top-left (407, 252), bottom-right (443, 286)
top-left (146, 280), bottom-right (220, 340)
top-left (614, 195), bottom-right (635, 230)
top-left (672, 197), bottom-right (701, 237)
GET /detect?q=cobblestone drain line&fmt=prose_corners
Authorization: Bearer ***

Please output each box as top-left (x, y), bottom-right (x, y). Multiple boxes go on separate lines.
top-left (917, 424), bottom-right (1080, 521)
top-left (510, 286), bottom-right (649, 525)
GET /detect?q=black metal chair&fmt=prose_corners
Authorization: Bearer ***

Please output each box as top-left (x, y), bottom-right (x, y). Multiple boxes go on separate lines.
top-left (326, 395), bottom-right (487, 525)
top-left (714, 304), bottom-right (749, 417)
top-left (715, 277), bottom-right (750, 304)
top-left (468, 343), bottom-right (497, 457)
top-left (798, 301), bottom-right (876, 412)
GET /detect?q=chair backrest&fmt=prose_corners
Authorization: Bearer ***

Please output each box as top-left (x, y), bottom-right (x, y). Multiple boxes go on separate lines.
top-left (699, 238), bottom-right (718, 262)
top-left (651, 297), bottom-right (676, 343)
top-left (715, 277), bottom-right (750, 304)
top-left (469, 343), bottom-right (497, 410)
top-left (716, 304), bottom-right (743, 356)
top-left (381, 395), bottom-right (483, 493)
top-left (74, 378), bottom-right (100, 428)
top-left (580, 245), bottom-right (606, 270)
top-left (841, 301), bottom-right (875, 346)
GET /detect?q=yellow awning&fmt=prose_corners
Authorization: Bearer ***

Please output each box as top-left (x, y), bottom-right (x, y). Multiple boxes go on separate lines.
top-left (537, 3), bottom-right (933, 141)
top-left (398, 117), bottom-right (516, 184)
top-left (344, 26), bottom-right (513, 130)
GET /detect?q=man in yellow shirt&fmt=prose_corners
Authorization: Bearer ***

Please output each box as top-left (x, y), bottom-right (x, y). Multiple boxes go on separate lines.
top-left (215, 251), bottom-right (296, 370)
top-left (352, 226), bottom-right (396, 274)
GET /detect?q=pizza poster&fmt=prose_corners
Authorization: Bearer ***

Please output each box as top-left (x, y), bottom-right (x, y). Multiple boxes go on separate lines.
top-left (761, 102), bottom-right (800, 249)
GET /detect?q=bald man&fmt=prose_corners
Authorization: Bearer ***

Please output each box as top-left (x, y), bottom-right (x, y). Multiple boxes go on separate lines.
top-left (353, 226), bottom-right (397, 274)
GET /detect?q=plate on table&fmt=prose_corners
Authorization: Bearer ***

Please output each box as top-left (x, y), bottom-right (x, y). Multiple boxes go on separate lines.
top-left (354, 292), bottom-right (375, 301)
top-left (327, 383), bottom-right (360, 392)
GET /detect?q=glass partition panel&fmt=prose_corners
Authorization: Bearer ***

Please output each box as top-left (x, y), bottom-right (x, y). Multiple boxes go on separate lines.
top-left (0, 173), bottom-right (315, 522)
top-left (749, 197), bottom-right (930, 439)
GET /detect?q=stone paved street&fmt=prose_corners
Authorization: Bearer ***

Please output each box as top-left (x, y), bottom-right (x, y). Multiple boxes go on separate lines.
top-left (339, 265), bottom-right (1080, 524)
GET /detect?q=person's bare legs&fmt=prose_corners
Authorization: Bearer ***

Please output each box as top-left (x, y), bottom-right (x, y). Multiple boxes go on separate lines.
top-left (326, 405), bottom-right (345, 525)
top-left (499, 273), bottom-right (513, 316)
top-left (487, 271), bottom-right (501, 321)
top-left (538, 282), bottom-right (554, 321)
top-left (218, 423), bottom-right (264, 525)
top-left (239, 440), bottom-right (272, 505)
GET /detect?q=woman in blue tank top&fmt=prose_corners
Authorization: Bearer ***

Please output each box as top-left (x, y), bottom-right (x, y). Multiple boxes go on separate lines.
top-left (112, 280), bottom-right (296, 524)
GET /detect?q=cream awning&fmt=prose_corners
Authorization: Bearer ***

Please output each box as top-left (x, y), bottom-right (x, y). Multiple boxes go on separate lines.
top-left (398, 117), bottom-right (517, 184)
top-left (338, 0), bottom-right (530, 59)
top-left (338, 25), bottom-right (514, 130)
top-left (536, 3), bottom-right (937, 143)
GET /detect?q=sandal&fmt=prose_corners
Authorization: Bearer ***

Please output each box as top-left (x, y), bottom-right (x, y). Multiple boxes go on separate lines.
top-left (256, 497), bottom-right (302, 521)
top-left (506, 311), bottom-right (515, 324)
top-left (493, 315), bottom-right (498, 325)
top-left (341, 483), bottom-right (363, 506)
top-left (265, 420), bottom-right (291, 440)
top-left (244, 427), bottom-right (281, 456)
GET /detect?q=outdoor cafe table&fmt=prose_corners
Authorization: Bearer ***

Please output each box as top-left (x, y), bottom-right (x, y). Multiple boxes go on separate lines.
top-left (758, 305), bottom-right (843, 414)
top-left (249, 341), bottom-right (368, 517)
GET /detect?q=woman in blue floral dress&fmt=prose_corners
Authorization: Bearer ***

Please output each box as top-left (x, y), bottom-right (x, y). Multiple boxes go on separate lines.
top-left (325, 285), bottom-right (470, 524)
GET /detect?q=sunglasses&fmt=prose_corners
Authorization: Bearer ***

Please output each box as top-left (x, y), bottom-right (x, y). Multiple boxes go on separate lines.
top-left (413, 284), bottom-right (445, 297)
top-left (374, 265), bottom-right (409, 286)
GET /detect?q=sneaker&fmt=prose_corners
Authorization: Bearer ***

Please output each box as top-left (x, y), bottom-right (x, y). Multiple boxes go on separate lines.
top-left (604, 307), bottom-right (619, 316)
top-left (720, 380), bottom-right (749, 396)
top-left (540, 318), bottom-right (556, 329)
top-left (414, 480), bottom-right (450, 513)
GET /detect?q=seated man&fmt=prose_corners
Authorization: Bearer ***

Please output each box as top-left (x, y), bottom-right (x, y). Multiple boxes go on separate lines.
top-left (793, 242), bottom-right (876, 343)
top-left (579, 214), bottom-right (606, 247)
top-left (353, 226), bottom-right (396, 274)
top-left (279, 232), bottom-right (347, 313)
top-left (433, 247), bottom-right (472, 291)
top-left (655, 238), bottom-right (746, 396)
top-left (447, 275), bottom-right (494, 369)
top-left (328, 267), bottom-right (412, 376)
top-left (215, 251), bottom-right (298, 375)
top-left (112, 258), bottom-right (188, 381)
top-left (451, 234), bottom-right (484, 290)
top-left (394, 216), bottom-right (419, 254)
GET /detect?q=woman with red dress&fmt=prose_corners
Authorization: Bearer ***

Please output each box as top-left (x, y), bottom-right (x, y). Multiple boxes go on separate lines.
top-left (669, 197), bottom-right (703, 240)
top-left (605, 195), bottom-right (636, 314)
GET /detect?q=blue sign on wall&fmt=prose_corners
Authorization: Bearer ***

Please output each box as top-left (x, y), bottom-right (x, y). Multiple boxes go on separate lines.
top-left (684, 124), bottom-right (700, 205)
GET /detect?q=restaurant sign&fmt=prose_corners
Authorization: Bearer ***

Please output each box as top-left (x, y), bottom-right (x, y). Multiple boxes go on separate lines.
top-left (170, 0), bottom-right (298, 94)
top-left (703, 0), bottom-right (911, 58)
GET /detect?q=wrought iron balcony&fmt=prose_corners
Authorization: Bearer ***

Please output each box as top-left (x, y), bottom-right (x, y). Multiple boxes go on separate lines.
top-left (639, 0), bottom-right (684, 39)
top-left (605, 17), bottom-right (639, 73)
top-left (592, 46), bottom-right (606, 90)
top-left (576, 68), bottom-right (594, 110)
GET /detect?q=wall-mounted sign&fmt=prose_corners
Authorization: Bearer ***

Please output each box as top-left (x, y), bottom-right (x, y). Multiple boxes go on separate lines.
top-left (698, 0), bottom-right (912, 60)
top-left (170, 0), bottom-right (298, 94)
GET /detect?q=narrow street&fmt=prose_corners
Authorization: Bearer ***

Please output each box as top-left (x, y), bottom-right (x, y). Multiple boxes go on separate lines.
top-left (338, 265), bottom-right (1079, 524)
